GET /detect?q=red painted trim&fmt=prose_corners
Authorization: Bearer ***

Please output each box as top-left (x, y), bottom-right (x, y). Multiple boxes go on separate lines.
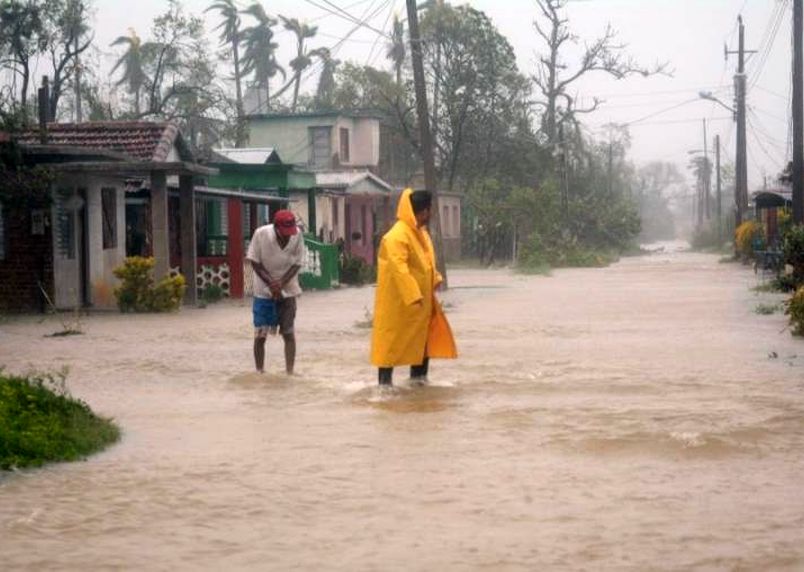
top-left (228, 198), bottom-right (244, 298)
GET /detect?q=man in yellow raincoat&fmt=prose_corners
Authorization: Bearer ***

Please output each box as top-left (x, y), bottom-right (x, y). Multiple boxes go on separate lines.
top-left (370, 188), bottom-right (457, 385)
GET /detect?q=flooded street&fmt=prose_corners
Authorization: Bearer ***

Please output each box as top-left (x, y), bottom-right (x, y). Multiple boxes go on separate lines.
top-left (1, 248), bottom-right (803, 570)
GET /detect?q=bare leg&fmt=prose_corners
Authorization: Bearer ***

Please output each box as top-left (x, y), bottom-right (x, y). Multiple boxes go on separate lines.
top-left (283, 333), bottom-right (296, 375)
top-left (254, 336), bottom-right (267, 372)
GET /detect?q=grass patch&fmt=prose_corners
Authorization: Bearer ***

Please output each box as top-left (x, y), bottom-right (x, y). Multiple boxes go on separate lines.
top-left (516, 261), bottom-right (551, 276)
top-left (754, 302), bottom-right (782, 315)
top-left (0, 369), bottom-right (120, 470)
top-left (751, 282), bottom-right (780, 293)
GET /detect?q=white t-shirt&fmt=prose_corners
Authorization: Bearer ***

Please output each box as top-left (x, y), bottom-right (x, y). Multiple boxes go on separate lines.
top-left (246, 224), bottom-right (305, 298)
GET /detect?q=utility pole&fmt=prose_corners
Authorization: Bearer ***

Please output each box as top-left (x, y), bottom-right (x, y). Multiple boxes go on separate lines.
top-left (715, 134), bottom-right (722, 241)
top-left (793, 0), bottom-right (804, 223)
top-left (726, 16), bottom-right (755, 227)
top-left (406, 0), bottom-right (448, 285)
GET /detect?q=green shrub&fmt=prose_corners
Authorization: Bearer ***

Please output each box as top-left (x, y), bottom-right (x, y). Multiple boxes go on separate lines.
top-left (785, 286), bottom-right (804, 336)
top-left (517, 233), bottom-right (551, 275)
top-left (754, 302), bottom-right (781, 315)
top-left (339, 254), bottom-right (375, 285)
top-left (113, 257), bottom-right (186, 312)
top-left (735, 221), bottom-right (764, 261)
top-left (782, 224), bottom-right (804, 287)
top-left (0, 370), bottom-right (120, 470)
top-left (773, 273), bottom-right (800, 293)
top-left (201, 283), bottom-right (225, 305)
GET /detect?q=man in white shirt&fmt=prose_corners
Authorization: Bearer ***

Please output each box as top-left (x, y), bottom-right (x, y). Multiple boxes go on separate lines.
top-left (246, 210), bottom-right (305, 374)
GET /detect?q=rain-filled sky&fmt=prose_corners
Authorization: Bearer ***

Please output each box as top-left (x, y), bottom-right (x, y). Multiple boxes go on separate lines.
top-left (91, 0), bottom-right (794, 191)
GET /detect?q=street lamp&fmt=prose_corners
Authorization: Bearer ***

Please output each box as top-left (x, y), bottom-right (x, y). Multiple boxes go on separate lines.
top-left (699, 91), bottom-right (736, 116)
top-left (700, 90), bottom-right (747, 228)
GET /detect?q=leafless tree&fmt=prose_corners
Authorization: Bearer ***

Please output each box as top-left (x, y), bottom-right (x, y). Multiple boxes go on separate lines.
top-left (532, 0), bottom-right (670, 144)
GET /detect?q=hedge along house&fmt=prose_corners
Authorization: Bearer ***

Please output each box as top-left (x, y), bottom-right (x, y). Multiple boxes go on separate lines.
top-left (3, 121), bottom-right (218, 312)
top-left (207, 148), bottom-right (339, 291)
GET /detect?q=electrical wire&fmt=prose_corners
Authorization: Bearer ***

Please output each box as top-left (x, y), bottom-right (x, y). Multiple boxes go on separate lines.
top-left (364, 0), bottom-right (397, 67)
top-left (303, 0), bottom-right (392, 39)
top-left (747, 115), bottom-right (785, 170)
top-left (248, 0), bottom-right (391, 115)
top-left (622, 98), bottom-right (700, 127)
top-left (748, 0), bottom-right (789, 89)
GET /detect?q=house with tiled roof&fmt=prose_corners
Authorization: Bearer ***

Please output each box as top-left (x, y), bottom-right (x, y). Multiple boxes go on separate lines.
top-left (2, 121), bottom-right (210, 311)
top-left (1, 120), bottom-right (286, 312)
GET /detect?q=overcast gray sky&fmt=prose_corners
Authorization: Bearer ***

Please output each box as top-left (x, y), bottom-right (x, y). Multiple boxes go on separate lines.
top-left (92, 0), bottom-right (793, 190)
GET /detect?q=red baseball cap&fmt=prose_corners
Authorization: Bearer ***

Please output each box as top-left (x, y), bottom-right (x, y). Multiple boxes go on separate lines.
top-left (273, 210), bottom-right (298, 236)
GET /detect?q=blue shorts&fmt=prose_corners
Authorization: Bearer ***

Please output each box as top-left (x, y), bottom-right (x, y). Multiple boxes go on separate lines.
top-left (253, 297), bottom-right (296, 338)
top-left (253, 297), bottom-right (278, 328)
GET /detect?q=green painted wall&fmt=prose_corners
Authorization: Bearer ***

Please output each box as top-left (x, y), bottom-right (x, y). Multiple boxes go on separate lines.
top-left (208, 164), bottom-right (316, 199)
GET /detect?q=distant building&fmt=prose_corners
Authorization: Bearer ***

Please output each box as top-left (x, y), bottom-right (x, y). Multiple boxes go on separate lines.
top-left (246, 111), bottom-right (381, 171)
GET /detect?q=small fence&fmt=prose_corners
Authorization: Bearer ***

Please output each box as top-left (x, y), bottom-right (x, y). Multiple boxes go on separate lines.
top-left (242, 235), bottom-right (340, 296)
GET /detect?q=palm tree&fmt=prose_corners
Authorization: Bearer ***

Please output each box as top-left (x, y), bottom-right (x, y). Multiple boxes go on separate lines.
top-left (386, 14), bottom-right (405, 88)
top-left (314, 48), bottom-right (339, 110)
top-left (240, 3), bottom-right (284, 112)
top-left (110, 29), bottom-right (148, 115)
top-left (206, 0), bottom-right (246, 145)
top-left (280, 16), bottom-right (318, 113)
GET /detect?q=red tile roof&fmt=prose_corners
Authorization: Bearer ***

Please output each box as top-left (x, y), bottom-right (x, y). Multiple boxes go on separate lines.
top-left (16, 121), bottom-right (185, 162)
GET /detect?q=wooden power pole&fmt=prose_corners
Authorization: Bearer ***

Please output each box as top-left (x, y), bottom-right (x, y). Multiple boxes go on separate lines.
top-left (406, 0), bottom-right (448, 285)
top-left (727, 16), bottom-right (752, 227)
top-left (715, 134), bottom-right (723, 241)
top-left (793, 0), bottom-right (804, 223)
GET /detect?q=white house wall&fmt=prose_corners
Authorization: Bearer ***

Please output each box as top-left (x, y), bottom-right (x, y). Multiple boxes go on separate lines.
top-left (249, 117), bottom-right (335, 166)
top-left (353, 118), bottom-right (380, 167)
top-left (51, 175), bottom-right (127, 310)
top-left (248, 116), bottom-right (381, 168)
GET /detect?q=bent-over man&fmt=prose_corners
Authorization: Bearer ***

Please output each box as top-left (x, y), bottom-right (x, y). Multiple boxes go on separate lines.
top-left (246, 209), bottom-right (305, 374)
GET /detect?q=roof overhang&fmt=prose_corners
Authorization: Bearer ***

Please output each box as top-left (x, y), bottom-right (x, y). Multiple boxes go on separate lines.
top-left (44, 160), bottom-right (218, 177)
top-left (193, 186), bottom-right (291, 203)
top-left (752, 190), bottom-right (792, 209)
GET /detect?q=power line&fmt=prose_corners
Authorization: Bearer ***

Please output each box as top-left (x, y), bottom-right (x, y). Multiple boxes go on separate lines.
top-left (621, 97), bottom-right (700, 126)
top-left (249, 0), bottom-right (390, 115)
top-left (365, 0), bottom-right (397, 67)
top-left (625, 116), bottom-right (732, 128)
top-left (747, 116), bottom-right (785, 170)
top-left (747, 0), bottom-right (789, 89)
top-left (303, 0), bottom-right (392, 39)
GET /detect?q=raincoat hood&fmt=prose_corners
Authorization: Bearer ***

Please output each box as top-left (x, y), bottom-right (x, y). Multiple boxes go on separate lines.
top-left (396, 187), bottom-right (418, 230)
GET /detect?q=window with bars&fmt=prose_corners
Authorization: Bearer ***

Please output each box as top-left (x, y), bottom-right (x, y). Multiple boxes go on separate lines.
top-left (310, 126), bottom-right (332, 168)
top-left (339, 127), bottom-right (350, 163)
top-left (102, 188), bottom-right (117, 249)
top-left (56, 190), bottom-right (75, 259)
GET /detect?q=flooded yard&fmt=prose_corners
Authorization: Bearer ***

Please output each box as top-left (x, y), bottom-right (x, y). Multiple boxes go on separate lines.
top-left (1, 249), bottom-right (803, 570)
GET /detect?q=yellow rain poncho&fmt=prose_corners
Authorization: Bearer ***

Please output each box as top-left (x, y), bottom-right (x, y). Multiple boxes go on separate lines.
top-left (370, 188), bottom-right (457, 367)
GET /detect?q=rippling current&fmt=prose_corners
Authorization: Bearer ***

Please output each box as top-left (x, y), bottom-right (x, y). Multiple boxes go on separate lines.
top-left (1, 247), bottom-right (803, 570)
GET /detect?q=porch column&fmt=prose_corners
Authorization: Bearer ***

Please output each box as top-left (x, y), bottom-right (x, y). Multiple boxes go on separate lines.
top-left (179, 174), bottom-right (197, 305)
top-left (307, 188), bottom-right (317, 235)
top-left (228, 197), bottom-right (244, 298)
top-left (150, 170), bottom-right (169, 279)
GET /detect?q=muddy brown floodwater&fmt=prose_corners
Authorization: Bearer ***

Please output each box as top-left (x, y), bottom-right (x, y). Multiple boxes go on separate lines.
top-left (1, 246), bottom-right (803, 570)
